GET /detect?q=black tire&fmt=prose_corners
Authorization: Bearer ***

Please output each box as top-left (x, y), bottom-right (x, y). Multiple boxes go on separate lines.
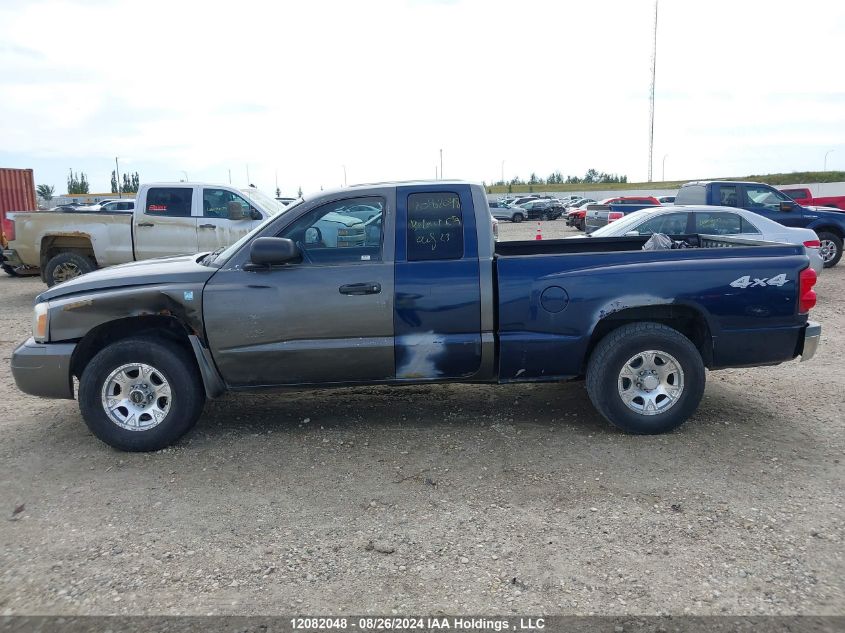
top-left (817, 231), bottom-right (843, 268)
top-left (44, 252), bottom-right (95, 287)
top-left (2, 263), bottom-right (20, 277)
top-left (586, 322), bottom-right (705, 434)
top-left (541, 212), bottom-right (550, 221)
top-left (512, 213), bottom-right (524, 223)
top-left (79, 338), bottom-right (205, 451)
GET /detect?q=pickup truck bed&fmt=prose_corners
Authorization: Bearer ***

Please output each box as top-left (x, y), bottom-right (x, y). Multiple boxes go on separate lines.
top-left (11, 181), bottom-right (821, 451)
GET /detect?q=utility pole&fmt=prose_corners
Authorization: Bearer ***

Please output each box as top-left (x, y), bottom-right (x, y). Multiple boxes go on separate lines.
top-left (824, 150), bottom-right (835, 171)
top-left (440, 149), bottom-right (443, 180)
top-left (435, 166), bottom-right (438, 180)
top-left (501, 160), bottom-right (505, 184)
top-left (647, 0), bottom-right (659, 182)
top-left (228, 169), bottom-right (232, 184)
top-left (115, 157), bottom-right (122, 198)
top-left (342, 165), bottom-right (347, 187)
top-left (662, 154), bottom-right (668, 182)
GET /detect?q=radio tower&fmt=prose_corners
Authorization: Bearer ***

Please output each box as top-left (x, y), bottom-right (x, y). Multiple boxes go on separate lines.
top-left (648, 0), bottom-right (659, 182)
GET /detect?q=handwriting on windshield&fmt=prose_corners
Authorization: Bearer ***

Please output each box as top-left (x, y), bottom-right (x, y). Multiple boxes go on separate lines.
top-left (409, 216), bottom-right (460, 251)
top-left (411, 196), bottom-right (461, 211)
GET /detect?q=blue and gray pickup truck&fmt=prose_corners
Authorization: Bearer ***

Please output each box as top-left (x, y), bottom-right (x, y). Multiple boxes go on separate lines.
top-left (675, 180), bottom-right (845, 268)
top-left (12, 181), bottom-right (821, 451)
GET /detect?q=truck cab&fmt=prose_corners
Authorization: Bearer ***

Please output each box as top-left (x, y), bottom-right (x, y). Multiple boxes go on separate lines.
top-left (675, 180), bottom-right (845, 267)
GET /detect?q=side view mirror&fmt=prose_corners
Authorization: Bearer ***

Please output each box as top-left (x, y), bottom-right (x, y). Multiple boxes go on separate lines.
top-left (247, 237), bottom-right (300, 268)
top-left (227, 201), bottom-right (247, 220)
top-left (780, 201), bottom-right (795, 212)
top-left (250, 208), bottom-right (262, 220)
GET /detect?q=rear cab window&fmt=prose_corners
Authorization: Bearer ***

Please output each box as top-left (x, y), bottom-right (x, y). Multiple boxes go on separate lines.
top-left (674, 184), bottom-right (707, 205)
top-left (145, 187), bottom-right (193, 217)
top-left (407, 192), bottom-right (463, 261)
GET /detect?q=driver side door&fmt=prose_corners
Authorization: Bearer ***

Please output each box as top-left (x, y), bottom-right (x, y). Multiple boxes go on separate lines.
top-left (203, 193), bottom-right (395, 387)
top-left (197, 187), bottom-right (263, 253)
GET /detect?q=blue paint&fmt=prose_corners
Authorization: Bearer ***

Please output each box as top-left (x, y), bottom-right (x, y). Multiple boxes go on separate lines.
top-left (394, 184), bottom-right (482, 379)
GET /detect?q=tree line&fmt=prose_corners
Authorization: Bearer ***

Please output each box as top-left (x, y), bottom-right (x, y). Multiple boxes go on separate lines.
top-left (492, 168), bottom-right (628, 188)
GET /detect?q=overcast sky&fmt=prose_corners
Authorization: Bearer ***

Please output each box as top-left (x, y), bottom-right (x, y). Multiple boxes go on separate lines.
top-left (1, 0), bottom-right (843, 196)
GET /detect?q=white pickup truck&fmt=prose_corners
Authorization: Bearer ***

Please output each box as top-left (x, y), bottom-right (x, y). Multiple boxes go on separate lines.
top-left (2, 183), bottom-right (288, 286)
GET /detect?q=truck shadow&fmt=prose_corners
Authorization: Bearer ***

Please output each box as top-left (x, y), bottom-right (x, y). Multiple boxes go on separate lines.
top-left (196, 380), bottom-right (610, 437)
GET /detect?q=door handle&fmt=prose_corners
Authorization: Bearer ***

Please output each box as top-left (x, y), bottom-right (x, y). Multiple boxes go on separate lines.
top-left (339, 282), bottom-right (381, 295)
top-left (199, 223), bottom-right (216, 229)
top-left (137, 222), bottom-right (155, 227)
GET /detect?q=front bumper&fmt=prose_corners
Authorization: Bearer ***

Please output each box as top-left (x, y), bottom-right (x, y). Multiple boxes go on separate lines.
top-left (2, 249), bottom-right (23, 267)
top-left (11, 338), bottom-right (76, 399)
top-left (800, 321), bottom-right (821, 362)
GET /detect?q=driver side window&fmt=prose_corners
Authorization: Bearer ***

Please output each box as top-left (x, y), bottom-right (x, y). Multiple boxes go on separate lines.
top-left (203, 188), bottom-right (253, 219)
top-left (277, 196), bottom-right (384, 265)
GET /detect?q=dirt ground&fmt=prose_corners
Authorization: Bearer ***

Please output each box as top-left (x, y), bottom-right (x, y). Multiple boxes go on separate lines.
top-left (0, 220), bottom-right (842, 616)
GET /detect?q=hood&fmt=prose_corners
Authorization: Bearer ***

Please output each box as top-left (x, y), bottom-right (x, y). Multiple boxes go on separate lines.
top-left (38, 253), bottom-right (217, 302)
top-left (806, 205), bottom-right (845, 214)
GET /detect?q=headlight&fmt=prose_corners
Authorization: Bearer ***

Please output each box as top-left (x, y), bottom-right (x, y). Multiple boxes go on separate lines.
top-left (33, 302), bottom-right (49, 343)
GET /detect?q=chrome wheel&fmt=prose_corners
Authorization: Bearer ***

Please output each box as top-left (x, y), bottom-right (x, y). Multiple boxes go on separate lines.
top-left (617, 349), bottom-right (684, 416)
top-left (53, 262), bottom-right (81, 283)
top-left (820, 239), bottom-right (838, 263)
top-left (101, 363), bottom-right (172, 431)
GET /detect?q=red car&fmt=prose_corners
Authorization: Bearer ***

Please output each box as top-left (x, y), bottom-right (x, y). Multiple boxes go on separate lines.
top-left (568, 196), bottom-right (661, 231)
top-left (780, 187), bottom-right (845, 211)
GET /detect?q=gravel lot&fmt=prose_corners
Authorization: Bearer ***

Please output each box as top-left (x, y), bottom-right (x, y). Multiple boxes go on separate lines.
top-left (0, 220), bottom-right (842, 616)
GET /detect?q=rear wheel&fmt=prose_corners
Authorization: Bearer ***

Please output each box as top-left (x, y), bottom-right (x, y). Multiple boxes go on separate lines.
top-left (512, 213), bottom-right (524, 223)
top-left (586, 322), bottom-right (705, 434)
top-left (79, 338), bottom-right (205, 451)
top-left (44, 252), bottom-right (95, 287)
top-left (817, 231), bottom-right (843, 268)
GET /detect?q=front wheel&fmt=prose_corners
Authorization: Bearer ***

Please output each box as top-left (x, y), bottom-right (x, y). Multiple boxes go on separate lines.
top-left (817, 231), bottom-right (843, 268)
top-left (586, 322), bottom-right (705, 434)
top-left (512, 213), bottom-right (524, 223)
top-left (79, 338), bottom-right (206, 451)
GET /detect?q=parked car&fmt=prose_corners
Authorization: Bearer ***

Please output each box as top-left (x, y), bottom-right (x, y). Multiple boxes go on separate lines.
top-left (675, 180), bottom-right (845, 267)
top-left (565, 199), bottom-right (597, 230)
top-left (779, 187), bottom-right (845, 211)
top-left (491, 205), bottom-right (528, 223)
top-left (520, 199), bottom-right (562, 220)
top-left (71, 199), bottom-right (135, 213)
top-left (11, 180), bottom-right (820, 451)
top-left (584, 196), bottom-right (662, 233)
top-left (578, 205), bottom-right (824, 275)
top-left (510, 196), bottom-right (541, 208)
top-left (658, 196), bottom-right (676, 204)
top-left (1, 182), bottom-right (287, 286)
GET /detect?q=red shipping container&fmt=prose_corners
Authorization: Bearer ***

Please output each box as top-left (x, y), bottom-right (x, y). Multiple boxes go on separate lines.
top-left (1, 168), bottom-right (37, 247)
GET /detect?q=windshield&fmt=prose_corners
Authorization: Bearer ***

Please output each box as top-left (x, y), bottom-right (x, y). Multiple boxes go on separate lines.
top-left (206, 198), bottom-right (304, 266)
top-left (239, 187), bottom-right (288, 215)
top-left (589, 209), bottom-right (660, 236)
